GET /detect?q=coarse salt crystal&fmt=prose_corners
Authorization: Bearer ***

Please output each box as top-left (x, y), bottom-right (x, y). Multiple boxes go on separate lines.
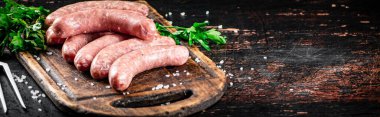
top-left (38, 108), bottom-right (42, 112)
top-left (251, 68), bottom-right (254, 70)
top-left (152, 87), bottom-right (156, 90)
top-left (183, 70), bottom-right (187, 72)
top-left (21, 75), bottom-right (26, 79)
top-left (105, 85), bottom-right (111, 89)
top-left (195, 58), bottom-right (201, 63)
top-left (32, 95), bottom-right (38, 99)
top-left (165, 74), bottom-right (170, 77)
top-left (263, 56), bottom-right (267, 60)
top-left (217, 65), bottom-right (221, 68)
top-left (46, 51), bottom-right (53, 55)
top-left (126, 92), bottom-right (130, 95)
top-left (25, 82), bottom-right (28, 84)
top-left (168, 12), bottom-right (172, 15)
top-left (180, 12), bottom-right (186, 16)
top-left (163, 85), bottom-right (170, 89)
top-left (168, 21), bottom-right (173, 25)
top-left (179, 82), bottom-right (183, 85)
top-left (218, 25), bottom-right (223, 29)
top-left (219, 60), bottom-right (224, 64)
top-left (205, 20), bottom-right (209, 23)
top-left (206, 10), bottom-right (209, 15)
top-left (28, 86), bottom-right (32, 89)
top-left (186, 72), bottom-right (190, 76)
top-left (45, 68), bottom-right (51, 72)
top-left (229, 82), bottom-right (233, 87)
top-left (156, 84), bottom-right (164, 89)
top-left (123, 92), bottom-right (127, 95)
top-left (41, 94), bottom-right (46, 97)
top-left (38, 99), bottom-right (41, 103)
top-left (36, 57), bottom-right (41, 61)
top-left (74, 77), bottom-right (78, 81)
top-left (57, 83), bottom-right (62, 86)
top-left (165, 13), bottom-right (168, 17)
top-left (93, 97), bottom-right (97, 100)
top-left (172, 83), bottom-right (177, 87)
top-left (176, 70), bottom-right (179, 73)
top-left (90, 83), bottom-right (94, 86)
top-left (331, 4), bottom-right (336, 7)
top-left (240, 67), bottom-right (243, 71)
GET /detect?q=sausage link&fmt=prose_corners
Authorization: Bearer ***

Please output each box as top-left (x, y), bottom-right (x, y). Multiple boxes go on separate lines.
top-left (45, 1), bottom-right (149, 26)
top-left (109, 45), bottom-right (189, 91)
top-left (46, 9), bottom-right (158, 45)
top-left (61, 33), bottom-right (106, 62)
top-left (74, 34), bottom-right (127, 71)
top-left (90, 36), bottom-right (175, 80)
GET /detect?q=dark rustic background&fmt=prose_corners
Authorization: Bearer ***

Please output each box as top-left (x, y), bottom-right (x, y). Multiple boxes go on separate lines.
top-left (1, 0), bottom-right (380, 116)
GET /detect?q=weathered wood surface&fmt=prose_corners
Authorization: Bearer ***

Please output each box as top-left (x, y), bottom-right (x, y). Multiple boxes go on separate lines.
top-left (14, 0), bottom-right (226, 116)
top-left (1, 0), bottom-right (380, 116)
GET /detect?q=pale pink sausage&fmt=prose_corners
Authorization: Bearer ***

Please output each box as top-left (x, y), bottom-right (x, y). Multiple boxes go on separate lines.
top-left (109, 45), bottom-right (189, 91)
top-left (46, 9), bottom-right (158, 45)
top-left (74, 34), bottom-right (127, 71)
top-left (90, 36), bottom-right (175, 80)
top-left (61, 33), bottom-right (105, 63)
top-left (45, 1), bottom-right (149, 26)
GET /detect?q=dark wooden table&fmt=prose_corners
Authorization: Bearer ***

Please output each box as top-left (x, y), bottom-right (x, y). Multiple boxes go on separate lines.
top-left (1, 0), bottom-right (380, 116)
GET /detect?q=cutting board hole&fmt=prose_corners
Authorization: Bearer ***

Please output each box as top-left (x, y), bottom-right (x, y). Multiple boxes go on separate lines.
top-left (111, 90), bottom-right (193, 108)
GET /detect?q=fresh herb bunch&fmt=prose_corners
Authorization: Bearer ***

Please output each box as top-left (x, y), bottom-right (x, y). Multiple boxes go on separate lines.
top-left (0, 0), bottom-right (49, 55)
top-left (156, 22), bottom-right (226, 51)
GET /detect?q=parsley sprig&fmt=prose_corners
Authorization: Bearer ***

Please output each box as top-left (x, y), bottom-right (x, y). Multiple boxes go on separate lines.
top-left (0, 0), bottom-right (49, 55)
top-left (156, 22), bottom-right (226, 51)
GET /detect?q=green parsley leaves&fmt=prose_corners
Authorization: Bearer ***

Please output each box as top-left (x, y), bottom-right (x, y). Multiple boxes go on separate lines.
top-left (156, 22), bottom-right (226, 51)
top-left (0, 0), bottom-right (49, 55)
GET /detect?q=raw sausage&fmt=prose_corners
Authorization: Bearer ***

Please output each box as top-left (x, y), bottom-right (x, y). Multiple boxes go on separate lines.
top-left (109, 45), bottom-right (189, 91)
top-left (45, 1), bottom-right (149, 26)
top-left (74, 34), bottom-right (127, 71)
top-left (46, 9), bottom-right (158, 45)
top-left (61, 33), bottom-right (105, 62)
top-left (90, 36), bottom-right (175, 80)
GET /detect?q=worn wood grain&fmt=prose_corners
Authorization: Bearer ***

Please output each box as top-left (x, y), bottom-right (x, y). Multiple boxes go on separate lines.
top-left (15, 0), bottom-right (226, 116)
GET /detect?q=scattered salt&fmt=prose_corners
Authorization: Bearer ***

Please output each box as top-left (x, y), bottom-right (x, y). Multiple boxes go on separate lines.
top-left (240, 67), bottom-right (243, 71)
top-left (126, 92), bottom-right (130, 95)
top-left (74, 77), bottom-right (78, 81)
top-left (229, 82), bottom-right (233, 87)
top-left (206, 11), bottom-right (209, 15)
top-left (290, 89), bottom-right (294, 92)
top-left (93, 97), bottom-right (97, 100)
top-left (123, 92), bottom-right (127, 95)
top-left (331, 4), bottom-right (336, 7)
top-left (28, 86), bottom-right (32, 89)
top-left (41, 94), bottom-right (46, 97)
top-left (163, 85), bottom-right (170, 89)
top-left (263, 56), bottom-right (267, 60)
top-left (38, 99), bottom-right (41, 103)
top-left (172, 83), bottom-right (177, 87)
top-left (183, 70), bottom-right (187, 72)
top-left (57, 83), bottom-right (62, 86)
top-left (219, 60), bottom-right (224, 64)
top-left (179, 82), bottom-right (183, 85)
top-left (176, 70), bottom-right (179, 73)
top-left (105, 85), bottom-right (111, 89)
top-left (186, 72), bottom-right (190, 76)
top-left (90, 83), bottom-right (94, 86)
top-left (36, 57), bottom-right (41, 61)
top-left (168, 12), bottom-right (172, 16)
top-left (165, 74), bottom-right (170, 77)
top-left (205, 20), bottom-right (209, 23)
top-left (251, 68), bottom-right (254, 70)
top-left (38, 108), bottom-right (42, 112)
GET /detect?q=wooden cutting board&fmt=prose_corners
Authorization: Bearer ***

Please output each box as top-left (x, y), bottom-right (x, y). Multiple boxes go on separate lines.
top-left (15, 1), bottom-right (226, 116)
